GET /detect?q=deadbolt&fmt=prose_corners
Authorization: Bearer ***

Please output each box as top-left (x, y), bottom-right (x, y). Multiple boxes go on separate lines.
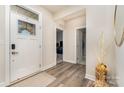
top-left (11, 44), bottom-right (16, 50)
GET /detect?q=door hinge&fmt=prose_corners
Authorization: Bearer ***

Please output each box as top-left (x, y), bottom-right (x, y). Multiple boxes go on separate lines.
top-left (39, 64), bottom-right (41, 68)
top-left (39, 45), bottom-right (41, 48)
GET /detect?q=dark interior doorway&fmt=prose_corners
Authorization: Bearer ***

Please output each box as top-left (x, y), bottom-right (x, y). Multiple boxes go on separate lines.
top-left (56, 28), bottom-right (63, 64)
top-left (76, 28), bottom-right (86, 65)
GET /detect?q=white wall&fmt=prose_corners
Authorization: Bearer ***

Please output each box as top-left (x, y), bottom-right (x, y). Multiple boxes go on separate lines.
top-left (116, 44), bottom-right (124, 86)
top-left (63, 16), bottom-right (86, 63)
top-left (27, 5), bottom-right (56, 70)
top-left (114, 6), bottom-right (124, 86)
top-left (55, 20), bottom-right (65, 30)
top-left (86, 5), bottom-right (116, 82)
top-left (0, 5), bottom-right (5, 86)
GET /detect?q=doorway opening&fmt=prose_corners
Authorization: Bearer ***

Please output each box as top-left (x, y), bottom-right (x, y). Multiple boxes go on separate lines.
top-left (56, 28), bottom-right (63, 64)
top-left (76, 27), bottom-right (86, 65)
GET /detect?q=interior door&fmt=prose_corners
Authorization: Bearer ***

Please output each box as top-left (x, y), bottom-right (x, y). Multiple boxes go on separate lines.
top-left (10, 12), bottom-right (41, 82)
top-left (76, 30), bottom-right (83, 64)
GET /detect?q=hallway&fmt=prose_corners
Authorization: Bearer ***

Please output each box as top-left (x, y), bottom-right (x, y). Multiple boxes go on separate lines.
top-left (0, 5), bottom-right (123, 87)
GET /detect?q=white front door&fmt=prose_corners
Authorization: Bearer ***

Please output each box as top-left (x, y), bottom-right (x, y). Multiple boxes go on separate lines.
top-left (10, 12), bottom-right (41, 82)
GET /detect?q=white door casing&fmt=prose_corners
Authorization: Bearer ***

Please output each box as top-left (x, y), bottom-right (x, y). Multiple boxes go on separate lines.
top-left (76, 30), bottom-right (83, 64)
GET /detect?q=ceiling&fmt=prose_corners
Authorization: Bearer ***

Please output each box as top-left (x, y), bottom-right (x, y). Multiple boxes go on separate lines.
top-left (42, 5), bottom-right (86, 21)
top-left (63, 9), bottom-right (85, 21)
top-left (42, 5), bottom-right (83, 14)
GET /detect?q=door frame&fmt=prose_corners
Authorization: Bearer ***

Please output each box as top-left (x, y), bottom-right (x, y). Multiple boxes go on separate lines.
top-left (56, 27), bottom-right (64, 64)
top-left (75, 26), bottom-right (86, 64)
top-left (5, 5), bottom-right (42, 86)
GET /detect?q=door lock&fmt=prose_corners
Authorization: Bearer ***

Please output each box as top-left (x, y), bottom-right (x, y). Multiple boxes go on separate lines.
top-left (12, 51), bottom-right (18, 55)
top-left (11, 44), bottom-right (16, 50)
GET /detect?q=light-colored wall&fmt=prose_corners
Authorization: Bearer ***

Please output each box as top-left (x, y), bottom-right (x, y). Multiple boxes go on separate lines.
top-left (55, 20), bottom-right (65, 30)
top-left (114, 6), bottom-right (124, 86)
top-left (86, 6), bottom-right (116, 82)
top-left (116, 44), bottom-right (124, 86)
top-left (27, 5), bottom-right (56, 70)
top-left (0, 5), bottom-right (5, 85)
top-left (63, 16), bottom-right (86, 63)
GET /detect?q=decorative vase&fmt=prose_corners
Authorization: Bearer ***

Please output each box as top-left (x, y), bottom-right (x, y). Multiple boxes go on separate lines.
top-left (94, 63), bottom-right (109, 87)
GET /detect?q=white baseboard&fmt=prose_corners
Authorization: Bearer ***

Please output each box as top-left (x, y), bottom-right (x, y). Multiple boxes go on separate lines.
top-left (42, 63), bottom-right (56, 71)
top-left (63, 59), bottom-right (76, 64)
top-left (107, 76), bottom-right (119, 86)
top-left (85, 74), bottom-right (118, 86)
top-left (78, 62), bottom-right (86, 65)
top-left (85, 74), bottom-right (95, 81)
top-left (3, 63), bottom-right (56, 87)
top-left (0, 82), bottom-right (5, 87)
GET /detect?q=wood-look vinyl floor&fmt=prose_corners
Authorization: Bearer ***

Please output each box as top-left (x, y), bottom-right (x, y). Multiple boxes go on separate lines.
top-left (9, 62), bottom-right (117, 87)
top-left (46, 62), bottom-right (94, 87)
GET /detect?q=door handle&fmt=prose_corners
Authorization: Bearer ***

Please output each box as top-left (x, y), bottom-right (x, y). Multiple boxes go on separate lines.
top-left (12, 51), bottom-right (18, 55)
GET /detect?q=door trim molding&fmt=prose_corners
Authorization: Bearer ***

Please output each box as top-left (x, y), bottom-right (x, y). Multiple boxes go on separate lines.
top-left (75, 26), bottom-right (86, 64)
top-left (75, 26), bottom-right (86, 30)
top-left (5, 5), bottom-right (10, 86)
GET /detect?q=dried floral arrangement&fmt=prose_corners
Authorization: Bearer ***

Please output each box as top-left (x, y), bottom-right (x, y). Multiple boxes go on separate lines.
top-left (94, 32), bottom-right (109, 87)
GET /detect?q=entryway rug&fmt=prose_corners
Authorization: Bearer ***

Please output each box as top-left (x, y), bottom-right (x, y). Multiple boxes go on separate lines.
top-left (10, 72), bottom-right (56, 87)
